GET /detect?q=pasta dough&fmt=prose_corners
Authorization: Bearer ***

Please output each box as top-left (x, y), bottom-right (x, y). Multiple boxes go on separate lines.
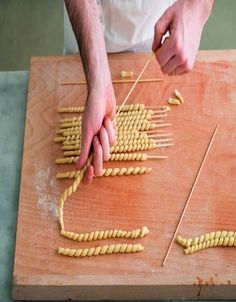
top-left (61, 226), bottom-right (149, 241)
top-left (56, 166), bottom-right (152, 179)
top-left (177, 231), bottom-right (236, 248)
top-left (58, 243), bottom-right (144, 257)
top-left (57, 155), bottom-right (92, 230)
top-left (58, 103), bottom-right (146, 113)
top-left (176, 231), bottom-right (236, 254)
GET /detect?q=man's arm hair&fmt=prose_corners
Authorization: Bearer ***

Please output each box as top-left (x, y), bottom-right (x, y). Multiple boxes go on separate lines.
top-left (65, 0), bottom-right (111, 92)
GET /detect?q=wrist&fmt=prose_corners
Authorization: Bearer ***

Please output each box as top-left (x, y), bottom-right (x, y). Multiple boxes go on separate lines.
top-left (87, 66), bottom-right (112, 93)
top-left (190, 0), bottom-right (214, 24)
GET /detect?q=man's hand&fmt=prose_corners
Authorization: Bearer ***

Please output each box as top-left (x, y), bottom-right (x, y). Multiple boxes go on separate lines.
top-left (152, 0), bottom-right (214, 75)
top-left (65, 0), bottom-right (116, 184)
top-left (76, 84), bottom-right (116, 184)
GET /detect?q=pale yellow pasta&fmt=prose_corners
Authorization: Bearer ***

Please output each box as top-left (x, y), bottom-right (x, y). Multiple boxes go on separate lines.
top-left (63, 142), bottom-right (156, 157)
top-left (57, 155), bottom-right (92, 230)
top-left (167, 97), bottom-right (181, 106)
top-left (55, 153), bottom-right (150, 165)
top-left (174, 89), bottom-right (184, 104)
top-left (58, 243), bottom-right (144, 257)
top-left (61, 226), bottom-right (149, 242)
top-left (56, 166), bottom-right (151, 179)
top-left (57, 126), bottom-right (81, 135)
top-left (57, 103), bottom-right (146, 114)
top-left (184, 236), bottom-right (236, 255)
top-left (55, 156), bottom-right (79, 164)
top-left (109, 152), bottom-right (148, 161)
top-left (60, 116), bottom-right (82, 123)
top-left (177, 231), bottom-right (236, 248)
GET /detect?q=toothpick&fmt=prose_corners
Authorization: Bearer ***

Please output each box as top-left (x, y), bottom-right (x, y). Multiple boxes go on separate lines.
top-left (116, 53), bottom-right (154, 116)
top-left (59, 78), bottom-right (163, 85)
top-left (162, 122), bottom-right (220, 267)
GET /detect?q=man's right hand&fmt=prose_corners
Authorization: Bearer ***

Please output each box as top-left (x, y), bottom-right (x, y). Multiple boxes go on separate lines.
top-left (75, 84), bottom-right (116, 184)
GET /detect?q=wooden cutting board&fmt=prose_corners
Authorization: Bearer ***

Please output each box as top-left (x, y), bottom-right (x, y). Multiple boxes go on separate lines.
top-left (13, 51), bottom-right (236, 300)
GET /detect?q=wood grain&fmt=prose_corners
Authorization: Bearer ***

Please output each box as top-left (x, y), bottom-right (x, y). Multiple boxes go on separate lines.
top-left (13, 51), bottom-right (236, 300)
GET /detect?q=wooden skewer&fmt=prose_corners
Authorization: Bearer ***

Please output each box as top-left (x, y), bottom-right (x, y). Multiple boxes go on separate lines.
top-left (162, 122), bottom-right (220, 267)
top-left (153, 138), bottom-right (173, 143)
top-left (155, 143), bottom-right (174, 148)
top-left (148, 155), bottom-right (168, 159)
top-left (116, 53), bottom-right (154, 116)
top-left (59, 78), bottom-right (163, 85)
top-left (148, 133), bottom-right (173, 138)
top-left (153, 123), bottom-right (172, 128)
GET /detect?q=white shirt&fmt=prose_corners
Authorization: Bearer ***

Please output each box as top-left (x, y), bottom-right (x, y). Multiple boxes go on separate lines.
top-left (64, 0), bottom-right (175, 54)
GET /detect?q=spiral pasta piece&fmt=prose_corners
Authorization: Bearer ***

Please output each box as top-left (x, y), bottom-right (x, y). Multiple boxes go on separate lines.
top-left (176, 231), bottom-right (236, 248)
top-left (60, 116), bottom-right (82, 123)
top-left (63, 142), bottom-right (156, 157)
top-left (60, 120), bottom-right (82, 129)
top-left (58, 155), bottom-right (92, 230)
top-left (118, 123), bottom-right (157, 132)
top-left (55, 156), bottom-right (79, 164)
top-left (58, 243), bottom-right (144, 257)
top-left (59, 112), bottom-right (152, 125)
top-left (61, 226), bottom-right (149, 242)
top-left (117, 109), bottom-right (154, 117)
top-left (57, 126), bottom-right (81, 135)
top-left (109, 153), bottom-right (148, 161)
top-left (62, 143), bottom-right (81, 151)
top-left (56, 166), bottom-right (151, 179)
top-left (60, 119), bottom-right (155, 134)
top-left (61, 131), bottom-right (148, 146)
top-left (57, 103), bottom-right (146, 114)
top-left (184, 236), bottom-right (236, 255)
top-left (113, 137), bottom-right (153, 147)
top-left (54, 136), bottom-right (66, 143)
top-left (57, 106), bottom-right (84, 113)
top-left (63, 139), bottom-right (81, 145)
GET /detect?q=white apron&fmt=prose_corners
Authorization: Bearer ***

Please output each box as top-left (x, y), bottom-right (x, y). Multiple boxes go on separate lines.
top-left (64, 0), bottom-right (175, 54)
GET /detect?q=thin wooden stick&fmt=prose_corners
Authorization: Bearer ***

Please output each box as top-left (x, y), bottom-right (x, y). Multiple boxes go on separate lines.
top-left (59, 78), bottom-right (162, 85)
top-left (116, 53), bottom-right (154, 116)
top-left (153, 123), bottom-right (172, 128)
top-left (162, 122), bottom-right (220, 267)
top-left (148, 155), bottom-right (168, 159)
top-left (153, 138), bottom-right (173, 143)
top-left (155, 143), bottom-right (174, 148)
top-left (148, 133), bottom-right (173, 138)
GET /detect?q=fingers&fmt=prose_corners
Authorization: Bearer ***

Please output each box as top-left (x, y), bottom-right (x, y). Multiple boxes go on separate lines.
top-left (92, 136), bottom-right (103, 176)
top-left (104, 116), bottom-right (116, 145)
top-left (152, 10), bottom-right (171, 52)
top-left (75, 123), bottom-right (93, 170)
top-left (170, 64), bottom-right (191, 76)
top-left (82, 165), bottom-right (94, 185)
top-left (99, 126), bottom-right (110, 161)
top-left (161, 55), bottom-right (180, 75)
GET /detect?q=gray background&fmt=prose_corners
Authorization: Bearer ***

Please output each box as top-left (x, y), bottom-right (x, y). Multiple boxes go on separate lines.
top-left (0, 0), bottom-right (236, 71)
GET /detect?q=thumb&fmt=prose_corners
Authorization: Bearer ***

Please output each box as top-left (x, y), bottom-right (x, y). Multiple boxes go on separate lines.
top-left (152, 11), bottom-right (172, 52)
top-left (75, 125), bottom-right (93, 170)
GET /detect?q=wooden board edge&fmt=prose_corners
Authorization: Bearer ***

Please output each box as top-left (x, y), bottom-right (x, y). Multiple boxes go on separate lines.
top-left (12, 275), bottom-right (236, 300)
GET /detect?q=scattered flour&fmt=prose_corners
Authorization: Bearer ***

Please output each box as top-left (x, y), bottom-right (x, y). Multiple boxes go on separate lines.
top-left (35, 167), bottom-right (59, 220)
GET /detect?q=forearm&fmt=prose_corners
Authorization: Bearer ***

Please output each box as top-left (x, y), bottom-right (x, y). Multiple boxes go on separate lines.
top-left (65, 0), bottom-right (111, 92)
top-left (187, 0), bottom-right (214, 25)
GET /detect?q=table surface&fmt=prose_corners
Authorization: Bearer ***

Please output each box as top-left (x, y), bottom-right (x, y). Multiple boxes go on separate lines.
top-left (1, 50), bottom-right (236, 301)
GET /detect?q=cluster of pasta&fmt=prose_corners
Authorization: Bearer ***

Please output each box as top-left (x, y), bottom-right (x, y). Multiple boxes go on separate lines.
top-left (55, 103), bottom-right (172, 258)
top-left (176, 231), bottom-right (236, 255)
